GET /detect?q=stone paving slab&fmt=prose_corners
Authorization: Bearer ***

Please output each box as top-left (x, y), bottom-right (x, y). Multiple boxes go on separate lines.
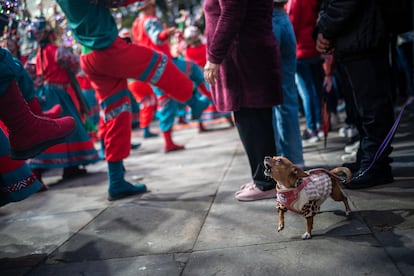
top-left (346, 183), bottom-right (414, 212)
top-left (0, 179), bottom-right (109, 220)
top-left (186, 236), bottom-right (401, 276)
top-left (0, 254), bottom-right (46, 276)
top-left (46, 199), bottom-right (212, 263)
top-left (375, 229), bottom-right (414, 275)
top-left (30, 254), bottom-right (185, 276)
top-left (0, 210), bottom-right (102, 259)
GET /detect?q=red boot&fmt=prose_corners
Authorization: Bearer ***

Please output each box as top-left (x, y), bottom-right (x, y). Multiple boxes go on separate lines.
top-left (32, 169), bottom-right (48, 192)
top-left (0, 81), bottom-right (75, 160)
top-left (163, 129), bottom-right (185, 153)
top-left (28, 97), bottom-right (62, 119)
top-left (198, 122), bottom-right (206, 133)
top-left (226, 115), bottom-right (235, 127)
top-left (178, 116), bottom-right (187, 125)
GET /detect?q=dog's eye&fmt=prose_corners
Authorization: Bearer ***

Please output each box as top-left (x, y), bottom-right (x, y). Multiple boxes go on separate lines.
top-left (276, 158), bottom-right (282, 164)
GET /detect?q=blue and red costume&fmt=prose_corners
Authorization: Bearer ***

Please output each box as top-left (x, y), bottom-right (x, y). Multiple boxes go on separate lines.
top-left (27, 43), bottom-right (100, 175)
top-left (131, 10), bottom-right (208, 150)
top-left (56, 0), bottom-right (195, 199)
top-left (0, 122), bottom-right (42, 207)
top-left (127, 80), bottom-right (158, 138)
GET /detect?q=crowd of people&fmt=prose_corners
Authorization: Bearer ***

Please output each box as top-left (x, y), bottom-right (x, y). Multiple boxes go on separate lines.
top-left (0, 0), bottom-right (412, 206)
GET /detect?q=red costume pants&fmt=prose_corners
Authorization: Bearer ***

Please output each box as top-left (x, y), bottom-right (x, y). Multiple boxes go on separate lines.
top-left (80, 37), bottom-right (193, 161)
top-left (128, 80), bottom-right (157, 129)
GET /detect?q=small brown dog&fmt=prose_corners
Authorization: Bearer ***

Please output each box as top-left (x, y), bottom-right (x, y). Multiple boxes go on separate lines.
top-left (263, 156), bottom-right (352, 240)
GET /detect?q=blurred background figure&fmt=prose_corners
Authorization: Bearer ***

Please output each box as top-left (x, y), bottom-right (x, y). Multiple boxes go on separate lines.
top-left (0, 9), bottom-right (75, 161)
top-left (26, 17), bottom-right (100, 186)
top-left (316, 0), bottom-right (396, 189)
top-left (271, 0), bottom-right (304, 168)
top-left (288, 0), bottom-right (324, 143)
top-left (131, 0), bottom-right (209, 152)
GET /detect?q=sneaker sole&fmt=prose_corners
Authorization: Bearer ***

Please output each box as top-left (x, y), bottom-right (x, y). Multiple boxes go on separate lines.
top-left (107, 189), bottom-right (148, 201)
top-left (341, 153), bottom-right (357, 163)
top-left (344, 142), bottom-right (360, 153)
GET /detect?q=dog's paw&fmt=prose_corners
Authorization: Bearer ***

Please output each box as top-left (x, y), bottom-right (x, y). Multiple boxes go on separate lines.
top-left (277, 225), bottom-right (284, 232)
top-left (302, 232), bottom-right (312, 240)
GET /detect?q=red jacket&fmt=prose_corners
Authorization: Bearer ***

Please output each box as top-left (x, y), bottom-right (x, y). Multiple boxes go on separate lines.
top-left (184, 44), bottom-right (207, 68)
top-left (36, 44), bottom-right (71, 84)
top-left (288, 0), bottom-right (321, 59)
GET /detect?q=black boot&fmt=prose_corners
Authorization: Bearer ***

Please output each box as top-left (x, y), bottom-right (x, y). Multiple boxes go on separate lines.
top-left (344, 165), bottom-right (393, 189)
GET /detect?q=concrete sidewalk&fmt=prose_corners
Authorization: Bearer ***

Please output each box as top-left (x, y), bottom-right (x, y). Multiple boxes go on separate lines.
top-left (0, 108), bottom-right (413, 276)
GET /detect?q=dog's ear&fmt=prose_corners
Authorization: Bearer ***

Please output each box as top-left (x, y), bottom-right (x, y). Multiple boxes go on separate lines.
top-left (291, 165), bottom-right (308, 178)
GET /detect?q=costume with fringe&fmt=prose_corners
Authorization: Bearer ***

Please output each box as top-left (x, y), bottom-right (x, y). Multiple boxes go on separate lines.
top-left (27, 44), bottom-right (100, 169)
top-left (0, 123), bottom-right (42, 207)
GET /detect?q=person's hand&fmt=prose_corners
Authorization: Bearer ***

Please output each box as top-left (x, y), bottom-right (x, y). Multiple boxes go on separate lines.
top-left (159, 27), bottom-right (178, 42)
top-left (316, 33), bottom-right (333, 54)
top-left (204, 61), bottom-right (219, 85)
top-left (165, 27), bottom-right (177, 36)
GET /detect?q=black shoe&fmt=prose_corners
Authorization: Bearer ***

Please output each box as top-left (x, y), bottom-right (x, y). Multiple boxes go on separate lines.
top-left (62, 166), bottom-right (87, 180)
top-left (344, 169), bottom-right (393, 189)
top-left (342, 162), bottom-right (360, 173)
top-left (130, 142), bottom-right (142, 150)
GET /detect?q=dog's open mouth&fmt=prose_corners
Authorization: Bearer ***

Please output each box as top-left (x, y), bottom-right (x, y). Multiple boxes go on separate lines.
top-left (263, 158), bottom-right (272, 176)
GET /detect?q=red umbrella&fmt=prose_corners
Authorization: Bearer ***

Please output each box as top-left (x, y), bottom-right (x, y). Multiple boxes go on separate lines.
top-left (321, 55), bottom-right (334, 148)
top-left (321, 90), bottom-right (330, 148)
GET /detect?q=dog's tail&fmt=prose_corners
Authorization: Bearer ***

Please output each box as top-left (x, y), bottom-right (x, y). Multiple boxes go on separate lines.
top-left (330, 167), bottom-right (352, 184)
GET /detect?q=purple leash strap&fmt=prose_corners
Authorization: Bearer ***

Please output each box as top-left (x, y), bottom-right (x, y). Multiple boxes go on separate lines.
top-left (360, 97), bottom-right (412, 176)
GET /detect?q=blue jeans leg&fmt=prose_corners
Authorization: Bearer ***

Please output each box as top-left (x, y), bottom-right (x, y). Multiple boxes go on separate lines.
top-left (271, 8), bottom-right (304, 166)
top-left (295, 58), bottom-right (323, 131)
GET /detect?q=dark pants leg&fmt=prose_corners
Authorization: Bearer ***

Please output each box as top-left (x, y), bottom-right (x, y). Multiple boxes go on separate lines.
top-left (336, 63), bottom-right (359, 127)
top-left (233, 107), bottom-right (276, 191)
top-left (340, 52), bottom-right (394, 172)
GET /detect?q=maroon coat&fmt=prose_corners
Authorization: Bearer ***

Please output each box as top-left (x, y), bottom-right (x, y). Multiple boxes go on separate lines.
top-left (204, 0), bottom-right (282, 112)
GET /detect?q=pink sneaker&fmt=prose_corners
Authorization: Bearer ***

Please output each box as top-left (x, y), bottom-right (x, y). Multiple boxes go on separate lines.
top-left (235, 184), bottom-right (276, 201)
top-left (238, 182), bottom-right (255, 191)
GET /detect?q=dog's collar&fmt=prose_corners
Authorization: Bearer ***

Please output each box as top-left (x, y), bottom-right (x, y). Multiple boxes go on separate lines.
top-left (277, 177), bottom-right (308, 194)
top-left (276, 178), bottom-right (302, 191)
top-left (294, 178), bottom-right (303, 188)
